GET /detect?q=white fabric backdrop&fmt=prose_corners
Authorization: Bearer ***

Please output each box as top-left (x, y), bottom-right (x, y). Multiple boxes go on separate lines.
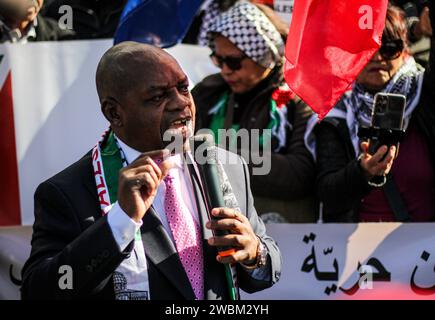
top-left (0, 40), bottom-right (218, 225)
top-left (1, 223), bottom-right (434, 300)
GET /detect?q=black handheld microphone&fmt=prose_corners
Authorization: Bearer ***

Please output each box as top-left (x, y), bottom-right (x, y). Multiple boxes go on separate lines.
top-left (191, 134), bottom-right (236, 257)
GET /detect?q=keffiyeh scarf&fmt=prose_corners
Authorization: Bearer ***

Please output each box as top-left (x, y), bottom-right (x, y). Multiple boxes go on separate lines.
top-left (305, 56), bottom-right (424, 159)
top-left (201, 0), bottom-right (285, 69)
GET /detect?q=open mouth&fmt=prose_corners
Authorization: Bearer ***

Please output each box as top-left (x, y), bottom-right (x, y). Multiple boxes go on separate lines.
top-left (164, 116), bottom-right (193, 141)
top-left (161, 116), bottom-right (192, 152)
top-left (169, 116), bottom-right (192, 129)
top-left (170, 117), bottom-right (191, 127)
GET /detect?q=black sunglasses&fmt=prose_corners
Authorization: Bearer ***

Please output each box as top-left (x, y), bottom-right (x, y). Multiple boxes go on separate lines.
top-left (379, 38), bottom-right (404, 61)
top-left (209, 52), bottom-right (248, 71)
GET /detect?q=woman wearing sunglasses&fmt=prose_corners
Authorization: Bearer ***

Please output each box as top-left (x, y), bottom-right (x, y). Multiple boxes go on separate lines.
top-left (306, 4), bottom-right (435, 222)
top-left (192, 1), bottom-right (317, 223)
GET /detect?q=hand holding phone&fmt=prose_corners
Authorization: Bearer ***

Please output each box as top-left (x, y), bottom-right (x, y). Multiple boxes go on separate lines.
top-left (360, 141), bottom-right (396, 180)
top-left (367, 93), bottom-right (406, 158)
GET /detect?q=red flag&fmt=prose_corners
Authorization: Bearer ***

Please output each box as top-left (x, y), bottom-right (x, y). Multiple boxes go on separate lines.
top-left (284, 0), bottom-right (388, 120)
top-left (0, 68), bottom-right (21, 226)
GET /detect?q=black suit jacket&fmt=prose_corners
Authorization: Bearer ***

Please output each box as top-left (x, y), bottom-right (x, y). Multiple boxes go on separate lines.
top-left (21, 148), bottom-right (281, 299)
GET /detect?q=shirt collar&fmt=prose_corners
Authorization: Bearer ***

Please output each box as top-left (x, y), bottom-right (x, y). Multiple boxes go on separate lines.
top-left (114, 134), bottom-right (184, 170)
top-left (26, 18), bottom-right (37, 40)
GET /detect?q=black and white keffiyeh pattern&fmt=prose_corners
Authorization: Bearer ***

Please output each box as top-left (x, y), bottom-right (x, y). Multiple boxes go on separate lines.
top-left (304, 56), bottom-right (425, 159)
top-left (202, 0), bottom-right (285, 69)
top-left (198, 0), bottom-right (221, 46)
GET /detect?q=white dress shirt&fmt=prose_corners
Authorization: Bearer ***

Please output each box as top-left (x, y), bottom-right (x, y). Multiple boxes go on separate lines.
top-left (107, 136), bottom-right (269, 280)
top-left (108, 136), bottom-right (200, 251)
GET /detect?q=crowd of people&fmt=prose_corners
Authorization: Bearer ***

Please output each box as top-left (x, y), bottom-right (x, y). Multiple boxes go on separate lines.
top-left (1, 0), bottom-right (434, 224)
top-left (194, 0), bottom-right (434, 223)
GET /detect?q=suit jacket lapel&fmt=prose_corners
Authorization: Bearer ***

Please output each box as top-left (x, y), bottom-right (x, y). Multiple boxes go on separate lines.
top-left (140, 206), bottom-right (195, 300)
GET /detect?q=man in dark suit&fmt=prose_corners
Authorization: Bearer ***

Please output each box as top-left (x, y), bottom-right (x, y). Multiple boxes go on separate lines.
top-left (21, 41), bottom-right (282, 300)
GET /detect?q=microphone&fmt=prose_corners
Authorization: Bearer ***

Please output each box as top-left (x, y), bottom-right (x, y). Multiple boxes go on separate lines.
top-left (190, 134), bottom-right (236, 258)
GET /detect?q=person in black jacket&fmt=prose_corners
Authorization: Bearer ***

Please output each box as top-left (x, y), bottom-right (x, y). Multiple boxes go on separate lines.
top-left (0, 0), bottom-right (74, 43)
top-left (305, 4), bottom-right (435, 223)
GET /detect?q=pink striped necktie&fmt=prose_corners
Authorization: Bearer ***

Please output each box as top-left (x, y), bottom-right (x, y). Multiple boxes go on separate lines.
top-left (163, 172), bottom-right (204, 300)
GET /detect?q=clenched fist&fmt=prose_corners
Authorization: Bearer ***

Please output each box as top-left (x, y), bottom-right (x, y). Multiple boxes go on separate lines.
top-left (118, 149), bottom-right (173, 222)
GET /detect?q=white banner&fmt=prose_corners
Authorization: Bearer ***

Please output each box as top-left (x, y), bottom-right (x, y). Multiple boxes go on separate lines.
top-left (242, 223), bottom-right (435, 300)
top-left (1, 223), bottom-right (435, 300)
top-left (0, 40), bottom-right (218, 226)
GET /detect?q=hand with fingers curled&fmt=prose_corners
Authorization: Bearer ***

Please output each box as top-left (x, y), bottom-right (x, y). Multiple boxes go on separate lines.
top-left (206, 207), bottom-right (261, 266)
top-left (117, 149), bottom-right (173, 223)
top-left (359, 141), bottom-right (397, 181)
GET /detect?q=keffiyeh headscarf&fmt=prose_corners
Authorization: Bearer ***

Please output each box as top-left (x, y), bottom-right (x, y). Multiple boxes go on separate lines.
top-left (305, 56), bottom-right (425, 159)
top-left (201, 0), bottom-right (285, 69)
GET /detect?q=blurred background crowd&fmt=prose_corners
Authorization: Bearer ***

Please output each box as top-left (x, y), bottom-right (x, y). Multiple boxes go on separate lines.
top-left (1, 0), bottom-right (433, 224)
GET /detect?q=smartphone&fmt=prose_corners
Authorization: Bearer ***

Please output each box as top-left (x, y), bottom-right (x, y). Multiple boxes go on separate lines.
top-left (368, 93), bottom-right (406, 155)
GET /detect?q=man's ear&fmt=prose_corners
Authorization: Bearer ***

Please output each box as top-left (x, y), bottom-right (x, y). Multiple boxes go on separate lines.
top-left (101, 98), bottom-right (123, 127)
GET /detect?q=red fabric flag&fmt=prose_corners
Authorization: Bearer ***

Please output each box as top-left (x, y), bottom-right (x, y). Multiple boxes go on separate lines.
top-left (0, 70), bottom-right (21, 226)
top-left (284, 0), bottom-right (388, 120)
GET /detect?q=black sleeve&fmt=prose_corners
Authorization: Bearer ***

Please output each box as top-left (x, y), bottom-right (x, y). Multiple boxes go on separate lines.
top-left (236, 158), bottom-right (282, 293)
top-left (250, 100), bottom-right (316, 201)
top-left (314, 122), bottom-right (371, 221)
top-left (21, 181), bottom-right (132, 299)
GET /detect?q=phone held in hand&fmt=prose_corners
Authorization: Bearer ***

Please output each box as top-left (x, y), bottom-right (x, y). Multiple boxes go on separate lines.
top-left (367, 93), bottom-right (406, 156)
